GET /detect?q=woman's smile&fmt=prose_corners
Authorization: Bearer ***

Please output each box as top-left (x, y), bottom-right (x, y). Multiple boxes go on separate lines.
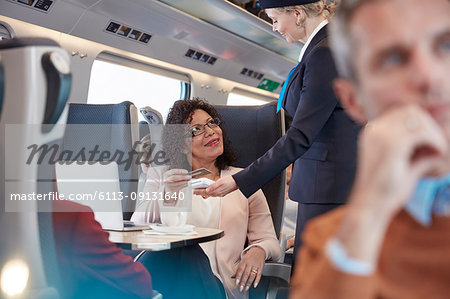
top-left (205, 138), bottom-right (220, 147)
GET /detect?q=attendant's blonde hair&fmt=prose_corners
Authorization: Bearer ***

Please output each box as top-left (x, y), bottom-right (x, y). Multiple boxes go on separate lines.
top-left (277, 0), bottom-right (339, 26)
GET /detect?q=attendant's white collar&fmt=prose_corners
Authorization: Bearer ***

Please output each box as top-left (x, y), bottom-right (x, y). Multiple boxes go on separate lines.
top-left (298, 19), bottom-right (328, 62)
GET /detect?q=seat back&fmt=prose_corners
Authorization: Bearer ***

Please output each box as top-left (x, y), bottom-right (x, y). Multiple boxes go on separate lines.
top-left (139, 106), bottom-right (164, 140)
top-left (139, 120), bottom-right (150, 140)
top-left (62, 101), bottom-right (139, 220)
top-left (1, 38), bottom-right (72, 298)
top-left (215, 102), bottom-right (286, 237)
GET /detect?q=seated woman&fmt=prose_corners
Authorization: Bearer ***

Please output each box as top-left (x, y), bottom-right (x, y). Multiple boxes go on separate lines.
top-left (132, 98), bottom-right (282, 298)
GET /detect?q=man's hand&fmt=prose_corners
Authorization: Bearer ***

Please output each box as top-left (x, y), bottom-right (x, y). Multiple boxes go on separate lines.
top-left (351, 105), bottom-right (447, 217)
top-left (336, 105), bottom-right (448, 266)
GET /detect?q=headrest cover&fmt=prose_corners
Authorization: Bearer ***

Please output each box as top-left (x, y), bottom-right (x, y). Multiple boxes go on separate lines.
top-left (259, 0), bottom-right (319, 9)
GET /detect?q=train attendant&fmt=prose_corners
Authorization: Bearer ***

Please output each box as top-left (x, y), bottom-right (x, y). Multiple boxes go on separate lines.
top-left (196, 0), bottom-right (360, 264)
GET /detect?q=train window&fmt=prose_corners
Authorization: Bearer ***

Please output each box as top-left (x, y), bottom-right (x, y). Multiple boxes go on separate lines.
top-left (227, 91), bottom-right (273, 106)
top-left (87, 58), bottom-right (189, 122)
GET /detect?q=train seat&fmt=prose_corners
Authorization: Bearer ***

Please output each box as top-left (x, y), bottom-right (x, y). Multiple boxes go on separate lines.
top-left (1, 37), bottom-right (72, 298)
top-left (215, 101), bottom-right (290, 299)
top-left (62, 101), bottom-right (139, 220)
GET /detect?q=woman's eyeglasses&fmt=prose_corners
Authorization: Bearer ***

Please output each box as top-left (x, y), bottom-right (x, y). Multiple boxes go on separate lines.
top-left (191, 118), bottom-right (221, 137)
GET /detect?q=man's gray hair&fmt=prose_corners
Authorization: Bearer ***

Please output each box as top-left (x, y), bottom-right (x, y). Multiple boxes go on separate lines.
top-left (329, 0), bottom-right (374, 80)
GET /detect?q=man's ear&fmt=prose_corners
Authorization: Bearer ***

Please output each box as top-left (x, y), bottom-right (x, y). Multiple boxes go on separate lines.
top-left (333, 78), bottom-right (367, 125)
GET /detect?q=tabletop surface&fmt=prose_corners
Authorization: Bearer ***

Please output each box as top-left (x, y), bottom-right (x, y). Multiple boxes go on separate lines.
top-left (108, 227), bottom-right (224, 251)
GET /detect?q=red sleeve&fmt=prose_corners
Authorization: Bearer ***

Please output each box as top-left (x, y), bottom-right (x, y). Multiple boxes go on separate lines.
top-left (290, 208), bottom-right (376, 299)
top-left (53, 201), bottom-right (152, 299)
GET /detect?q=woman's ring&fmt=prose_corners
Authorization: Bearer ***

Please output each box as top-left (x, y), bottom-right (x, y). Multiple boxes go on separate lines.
top-left (251, 269), bottom-right (258, 274)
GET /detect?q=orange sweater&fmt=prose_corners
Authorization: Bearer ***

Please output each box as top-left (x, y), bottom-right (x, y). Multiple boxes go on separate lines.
top-left (291, 208), bottom-right (450, 299)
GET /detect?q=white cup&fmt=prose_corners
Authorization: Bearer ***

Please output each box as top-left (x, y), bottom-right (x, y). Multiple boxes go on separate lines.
top-left (160, 212), bottom-right (187, 227)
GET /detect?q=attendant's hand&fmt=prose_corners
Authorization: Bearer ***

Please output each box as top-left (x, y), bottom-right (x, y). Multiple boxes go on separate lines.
top-left (193, 175), bottom-right (238, 198)
top-left (234, 246), bottom-right (266, 292)
top-left (337, 105), bottom-right (448, 265)
top-left (163, 169), bottom-right (190, 194)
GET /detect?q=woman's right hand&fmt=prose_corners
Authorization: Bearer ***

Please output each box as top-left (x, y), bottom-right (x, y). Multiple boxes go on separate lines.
top-left (163, 168), bottom-right (191, 193)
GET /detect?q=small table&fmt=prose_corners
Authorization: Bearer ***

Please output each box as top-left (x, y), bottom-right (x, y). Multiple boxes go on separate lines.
top-left (108, 227), bottom-right (224, 251)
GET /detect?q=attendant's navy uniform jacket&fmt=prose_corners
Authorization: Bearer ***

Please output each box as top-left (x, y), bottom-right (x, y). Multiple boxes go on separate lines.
top-left (233, 25), bottom-right (360, 208)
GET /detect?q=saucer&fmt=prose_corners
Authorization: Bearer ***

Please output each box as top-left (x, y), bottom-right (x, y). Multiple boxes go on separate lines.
top-left (149, 224), bottom-right (195, 234)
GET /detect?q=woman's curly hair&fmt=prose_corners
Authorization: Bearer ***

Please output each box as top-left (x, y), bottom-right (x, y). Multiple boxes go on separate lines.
top-left (162, 98), bottom-right (236, 171)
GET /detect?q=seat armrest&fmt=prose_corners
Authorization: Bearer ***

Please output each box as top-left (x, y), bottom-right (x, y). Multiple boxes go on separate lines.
top-left (262, 262), bottom-right (291, 283)
top-left (278, 233), bottom-right (287, 262)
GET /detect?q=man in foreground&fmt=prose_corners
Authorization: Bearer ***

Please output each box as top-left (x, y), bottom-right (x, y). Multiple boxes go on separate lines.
top-left (291, 0), bottom-right (450, 297)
